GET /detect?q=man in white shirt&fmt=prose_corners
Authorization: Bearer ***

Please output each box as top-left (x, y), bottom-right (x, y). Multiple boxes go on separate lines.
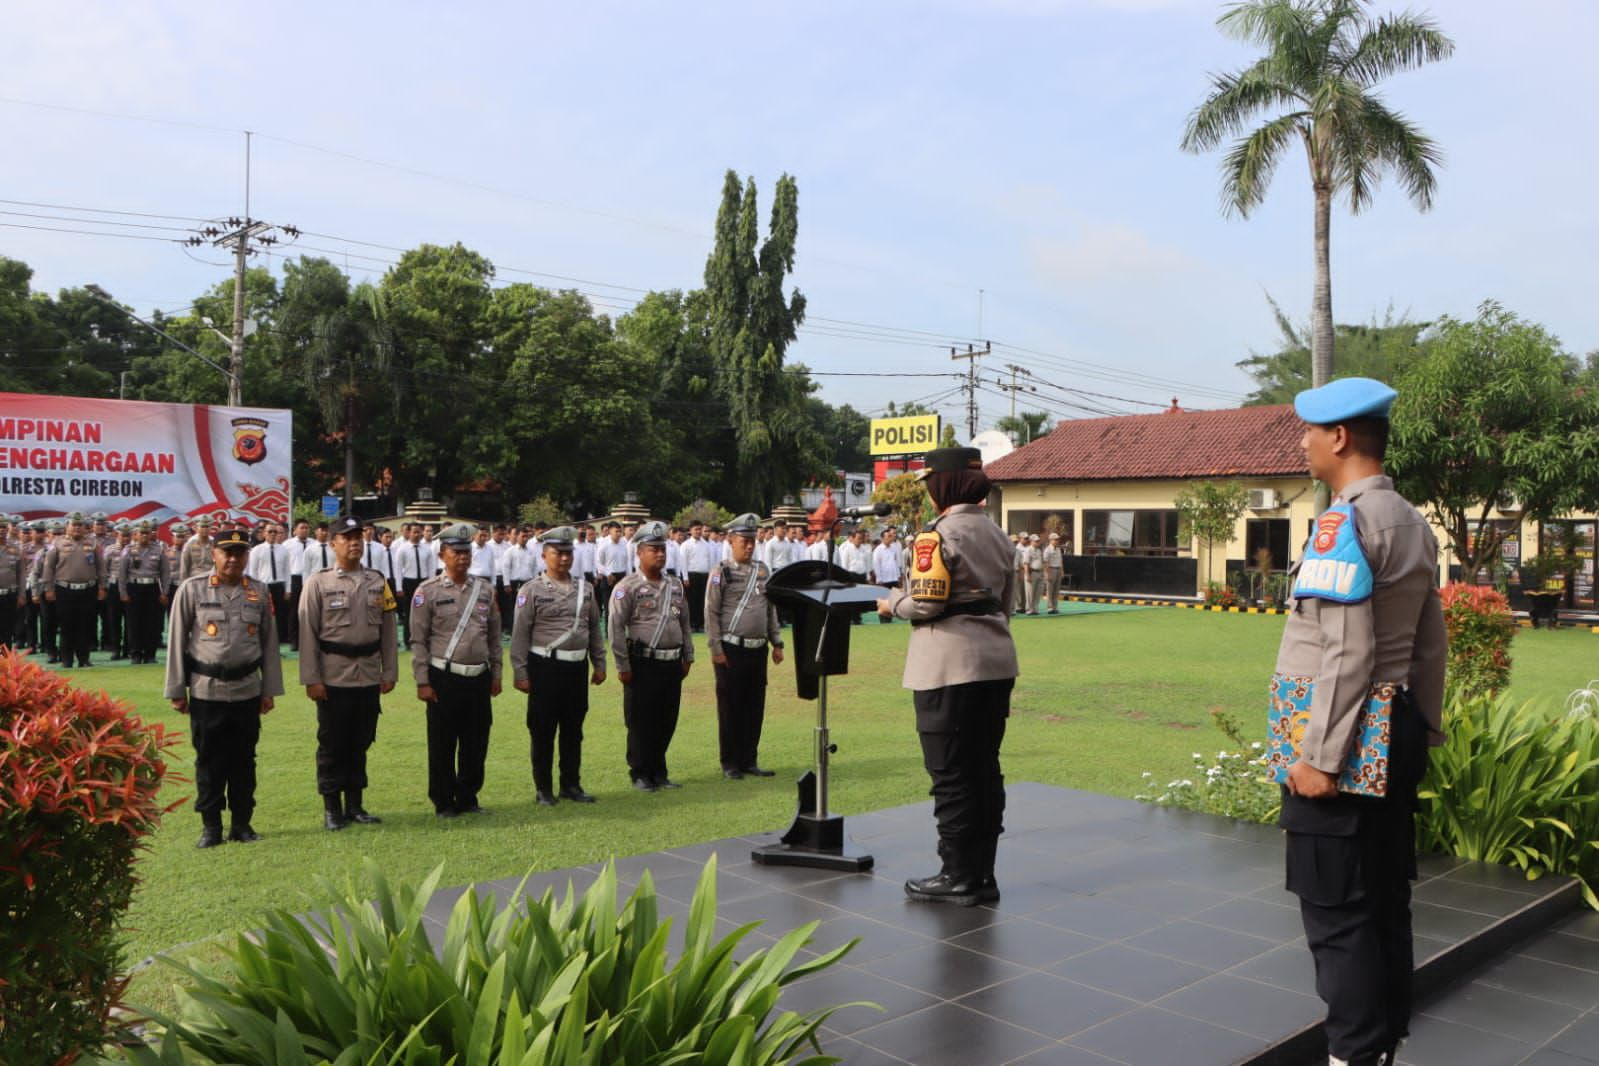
top-left (871, 529), bottom-right (902, 626)
top-left (396, 524), bottom-right (437, 645)
top-left (468, 526), bottom-right (498, 583)
top-left (284, 519), bottom-right (312, 650)
top-left (595, 523), bottom-right (628, 601)
top-left (682, 522), bottom-right (713, 632)
top-left (246, 523), bottom-right (293, 640)
top-left (806, 530), bottom-right (831, 563)
top-left (765, 522), bottom-right (797, 570)
top-left (301, 522), bottom-right (336, 578)
top-left (664, 527), bottom-right (685, 581)
top-left (574, 525), bottom-right (597, 586)
top-left (364, 526), bottom-right (399, 589)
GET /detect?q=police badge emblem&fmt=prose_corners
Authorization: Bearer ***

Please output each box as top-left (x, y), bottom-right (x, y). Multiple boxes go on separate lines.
top-left (231, 417), bottom-right (269, 465)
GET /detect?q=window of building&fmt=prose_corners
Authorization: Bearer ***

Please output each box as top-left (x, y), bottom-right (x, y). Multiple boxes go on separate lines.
top-left (1084, 509), bottom-right (1180, 556)
top-left (1007, 510), bottom-right (1074, 551)
top-left (1245, 519), bottom-right (1291, 571)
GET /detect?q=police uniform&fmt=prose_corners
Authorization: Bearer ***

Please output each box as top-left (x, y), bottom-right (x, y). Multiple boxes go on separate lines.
top-left (608, 521), bottom-right (694, 791)
top-left (99, 522), bottom-right (126, 655)
top-left (164, 529), bottom-right (285, 847)
top-left (298, 516), bottom-right (399, 829)
top-left (409, 523), bottom-right (503, 816)
top-left (1273, 379), bottom-right (1447, 1066)
top-left (119, 522), bottom-right (173, 663)
top-left (160, 524), bottom-right (187, 649)
top-left (178, 520), bottom-right (215, 584)
top-left (509, 526), bottom-right (605, 804)
top-left (881, 448), bottom-right (1019, 906)
top-left (0, 520), bottom-right (24, 650)
top-left (42, 511), bottom-right (106, 668)
top-left (17, 523), bottom-right (44, 651)
top-left (705, 513), bottom-right (784, 778)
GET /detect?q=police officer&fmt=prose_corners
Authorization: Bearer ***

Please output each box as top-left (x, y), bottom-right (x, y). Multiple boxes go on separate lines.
top-left (160, 523), bottom-right (187, 650)
top-left (165, 529), bottom-right (285, 848)
top-left (42, 511), bottom-right (107, 668)
top-left (299, 516), bottom-right (399, 830)
top-left (878, 447), bottom-right (1018, 906)
top-left (510, 525), bottom-right (605, 805)
top-left (18, 521), bottom-right (44, 651)
top-left (409, 523), bottom-right (502, 817)
top-left (609, 520), bottom-right (693, 792)
top-left (0, 517), bottom-right (24, 649)
top-left (33, 521), bottom-right (64, 661)
top-left (1274, 379), bottom-right (1446, 1066)
top-left (119, 520), bottom-right (172, 664)
top-left (178, 517), bottom-right (214, 584)
top-left (705, 513), bottom-right (784, 779)
top-left (1042, 532), bottom-right (1064, 614)
top-left (100, 521), bottom-right (127, 656)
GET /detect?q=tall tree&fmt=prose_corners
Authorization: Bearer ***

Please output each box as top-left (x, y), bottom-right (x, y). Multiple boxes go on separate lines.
top-left (1239, 295), bottom-right (1432, 404)
top-left (1389, 302), bottom-right (1599, 582)
top-left (702, 170), bottom-right (826, 511)
top-left (996, 411), bottom-right (1052, 446)
top-left (1181, 0), bottom-right (1453, 389)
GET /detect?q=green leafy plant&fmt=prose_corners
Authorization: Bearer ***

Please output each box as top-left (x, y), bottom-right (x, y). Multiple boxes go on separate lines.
top-left (1137, 708), bottom-right (1279, 824)
top-left (0, 649), bottom-right (180, 1065)
top-left (118, 857), bottom-right (866, 1064)
top-left (1416, 692), bottom-right (1599, 908)
top-left (1440, 582), bottom-right (1517, 698)
top-left (517, 495), bottom-right (571, 528)
top-left (1203, 581), bottom-right (1240, 608)
top-left (672, 499), bottom-right (735, 530)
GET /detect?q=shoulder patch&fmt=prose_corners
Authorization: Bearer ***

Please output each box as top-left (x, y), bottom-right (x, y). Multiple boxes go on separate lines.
top-left (614, 586), bottom-right (627, 600)
top-left (710, 572), bottom-right (721, 586)
top-left (381, 582), bottom-right (397, 612)
top-left (515, 592), bottom-right (527, 607)
top-left (412, 591), bottom-right (425, 607)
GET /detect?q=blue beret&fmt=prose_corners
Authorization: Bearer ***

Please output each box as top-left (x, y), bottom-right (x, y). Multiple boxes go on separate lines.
top-left (1293, 377), bottom-right (1397, 424)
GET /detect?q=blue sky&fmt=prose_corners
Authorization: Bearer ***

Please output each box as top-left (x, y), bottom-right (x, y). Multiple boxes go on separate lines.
top-left (4, 0), bottom-right (1595, 430)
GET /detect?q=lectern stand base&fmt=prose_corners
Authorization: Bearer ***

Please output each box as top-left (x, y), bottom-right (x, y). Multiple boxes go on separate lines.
top-left (752, 811), bottom-right (874, 871)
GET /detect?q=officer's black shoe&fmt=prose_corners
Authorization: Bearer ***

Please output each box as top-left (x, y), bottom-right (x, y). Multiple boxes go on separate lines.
top-left (228, 824), bottom-right (263, 843)
top-left (560, 786), bottom-right (597, 803)
top-left (536, 791), bottom-right (558, 807)
top-left (324, 810), bottom-right (348, 831)
top-left (654, 777), bottom-right (682, 790)
top-left (723, 768), bottom-right (744, 780)
top-left (346, 791), bottom-right (382, 823)
top-left (977, 875), bottom-right (1000, 902)
top-left (196, 825), bottom-right (225, 849)
top-left (743, 766), bottom-right (775, 777)
top-left (903, 872), bottom-right (982, 907)
top-left (632, 778), bottom-right (659, 793)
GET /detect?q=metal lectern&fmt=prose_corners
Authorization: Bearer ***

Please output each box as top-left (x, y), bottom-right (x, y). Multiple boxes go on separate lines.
top-left (754, 558), bottom-right (881, 871)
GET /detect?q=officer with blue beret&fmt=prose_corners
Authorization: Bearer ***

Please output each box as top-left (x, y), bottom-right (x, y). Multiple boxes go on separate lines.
top-left (1272, 377), bottom-right (1446, 1066)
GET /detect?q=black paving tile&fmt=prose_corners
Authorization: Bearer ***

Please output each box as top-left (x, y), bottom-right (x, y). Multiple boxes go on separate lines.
top-left (803, 911), bottom-right (940, 966)
top-left (851, 1002), bottom-right (1052, 1066)
top-left (1417, 981), bottom-right (1585, 1046)
top-left (1088, 878), bottom-right (1236, 918)
top-left (1438, 861), bottom-right (1550, 896)
top-left (1048, 943), bottom-right (1213, 1001)
top-left (1123, 919), bottom-right (1278, 969)
top-left (1154, 973), bottom-right (1324, 1039)
top-left (1520, 932), bottom-right (1599, 974)
top-left (1471, 952), bottom-right (1599, 1011)
top-left (1411, 900), bottom-right (1499, 942)
top-left (1556, 910), bottom-right (1599, 943)
top-left (1395, 1012), bottom-right (1534, 1066)
top-left (1226, 942), bottom-right (1318, 997)
top-left (775, 965), bottom-right (937, 1036)
top-left (1514, 1050), bottom-right (1597, 1066)
top-left (1190, 895), bottom-right (1306, 943)
top-left (1030, 896), bottom-right (1174, 940)
top-left (954, 973), bottom-right (1139, 1040)
top-left (819, 1036), bottom-right (912, 1064)
top-left (868, 897), bottom-right (1012, 940)
top-left (860, 941), bottom-right (1029, 999)
top-left (1007, 1043), bottom-right (1130, 1065)
top-left (948, 917), bottom-right (1103, 970)
top-left (1066, 1005), bottom-right (1267, 1066)
top-left (1412, 876), bottom-right (1545, 918)
top-left (1546, 1011), bottom-right (1599, 1062)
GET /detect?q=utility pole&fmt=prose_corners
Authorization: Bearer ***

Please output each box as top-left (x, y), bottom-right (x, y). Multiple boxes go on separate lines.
top-left (997, 363), bottom-right (1037, 423)
top-left (950, 341), bottom-right (991, 441)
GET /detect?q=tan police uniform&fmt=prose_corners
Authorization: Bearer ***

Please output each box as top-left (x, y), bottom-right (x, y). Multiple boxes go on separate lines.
top-left (608, 521), bottom-right (694, 790)
top-left (165, 546), bottom-right (285, 844)
top-left (0, 531), bottom-right (24, 650)
top-left (119, 532), bottom-right (172, 663)
top-left (409, 538), bottom-right (503, 816)
top-left (510, 535), bottom-right (605, 803)
top-left (298, 518), bottom-right (399, 827)
top-left (42, 519), bottom-right (106, 668)
top-left (704, 514), bottom-right (783, 777)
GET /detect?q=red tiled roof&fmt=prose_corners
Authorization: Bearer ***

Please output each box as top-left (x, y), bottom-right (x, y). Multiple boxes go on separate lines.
top-left (986, 404), bottom-right (1308, 482)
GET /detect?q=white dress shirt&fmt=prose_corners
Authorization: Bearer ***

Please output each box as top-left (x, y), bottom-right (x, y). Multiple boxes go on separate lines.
top-left (300, 539), bottom-right (335, 576)
top-left (468, 541), bottom-right (498, 579)
top-left (364, 540), bottom-right (398, 585)
top-left (807, 539), bottom-right (831, 562)
top-left (395, 538), bottom-right (436, 582)
top-left (596, 538), bottom-right (628, 576)
top-left (683, 536), bottom-right (712, 574)
top-left (664, 539), bottom-right (683, 577)
top-left (872, 543), bottom-right (902, 583)
top-left (574, 540), bottom-right (597, 579)
top-left (838, 541), bottom-right (871, 576)
top-left (247, 540), bottom-right (292, 585)
top-left (284, 535), bottom-right (308, 579)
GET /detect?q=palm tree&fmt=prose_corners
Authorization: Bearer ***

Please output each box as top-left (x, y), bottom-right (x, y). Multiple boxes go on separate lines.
top-left (1181, 0), bottom-right (1453, 390)
top-left (997, 411), bottom-right (1053, 446)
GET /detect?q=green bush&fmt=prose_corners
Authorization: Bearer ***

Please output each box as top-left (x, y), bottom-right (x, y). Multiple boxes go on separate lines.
top-left (1416, 692), bottom-right (1599, 908)
top-left (0, 650), bottom-right (179, 1064)
top-left (118, 857), bottom-right (866, 1065)
top-left (1440, 582), bottom-right (1516, 698)
top-left (1137, 709), bottom-right (1279, 823)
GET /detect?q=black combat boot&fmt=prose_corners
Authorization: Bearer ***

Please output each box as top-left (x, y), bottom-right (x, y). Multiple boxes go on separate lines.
top-left (196, 820), bottom-right (224, 849)
top-left (345, 790), bottom-right (382, 824)
top-left (323, 793), bottom-right (347, 831)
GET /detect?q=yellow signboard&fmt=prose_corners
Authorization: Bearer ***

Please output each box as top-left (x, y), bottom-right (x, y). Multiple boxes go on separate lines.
top-left (869, 414), bottom-right (941, 456)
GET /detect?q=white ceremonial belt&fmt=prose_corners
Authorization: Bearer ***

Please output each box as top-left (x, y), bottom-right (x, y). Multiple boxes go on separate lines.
top-left (722, 635), bottom-right (767, 649)
top-left (129, 577), bottom-right (159, 585)
top-left (429, 657), bottom-right (490, 677)
top-left (58, 581), bottom-right (94, 591)
top-left (632, 646), bottom-right (682, 661)
top-left (530, 646), bottom-right (588, 662)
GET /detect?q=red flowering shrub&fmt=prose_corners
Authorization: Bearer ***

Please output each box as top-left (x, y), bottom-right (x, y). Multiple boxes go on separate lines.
top-left (1203, 581), bottom-right (1239, 608)
top-left (0, 650), bottom-right (181, 1064)
top-left (1440, 582), bottom-right (1516, 697)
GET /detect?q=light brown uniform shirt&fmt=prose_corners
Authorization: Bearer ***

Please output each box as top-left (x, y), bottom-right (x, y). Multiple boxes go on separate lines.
top-left (1273, 475), bottom-right (1448, 773)
top-left (42, 536), bottom-right (106, 588)
top-left (118, 543), bottom-right (173, 595)
top-left (407, 573), bottom-right (503, 685)
top-left (704, 559), bottom-right (781, 648)
top-left (164, 574), bottom-right (285, 702)
top-left (883, 503), bottom-right (1020, 690)
top-left (178, 537), bottom-right (214, 584)
top-left (608, 570), bottom-right (694, 672)
top-left (298, 564), bottom-right (399, 688)
top-left (0, 542), bottom-right (24, 594)
top-left (509, 573), bottom-right (605, 682)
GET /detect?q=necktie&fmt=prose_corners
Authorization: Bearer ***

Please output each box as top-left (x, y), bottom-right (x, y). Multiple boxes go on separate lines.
top-left (384, 545), bottom-right (393, 581)
top-left (414, 543), bottom-right (421, 580)
top-left (270, 546), bottom-right (278, 581)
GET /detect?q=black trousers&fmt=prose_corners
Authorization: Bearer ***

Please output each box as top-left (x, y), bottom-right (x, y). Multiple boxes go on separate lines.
top-left (314, 685), bottom-right (381, 796)
top-left (18, 595), bottom-right (38, 649)
top-left (687, 572), bottom-right (709, 630)
top-left (37, 597), bottom-right (56, 654)
top-left (55, 586), bottom-right (97, 665)
top-left (0, 594), bottom-right (17, 650)
top-left (101, 585), bottom-right (123, 652)
top-left (124, 584), bottom-right (163, 661)
top-left (265, 584), bottom-right (289, 644)
top-left (496, 577), bottom-right (511, 625)
top-left (714, 642), bottom-right (768, 771)
top-left (914, 678), bottom-right (1013, 880)
top-left (527, 656), bottom-right (589, 793)
top-left (623, 655), bottom-right (682, 784)
top-left (190, 696), bottom-right (263, 826)
top-left (399, 578), bottom-right (421, 645)
top-left (1281, 692), bottom-right (1430, 1063)
top-left (426, 667), bottom-right (493, 812)
top-left (286, 575), bottom-right (304, 649)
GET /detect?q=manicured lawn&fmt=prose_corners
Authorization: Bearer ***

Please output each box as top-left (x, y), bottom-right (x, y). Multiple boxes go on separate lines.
top-left (45, 606), bottom-right (1595, 1014)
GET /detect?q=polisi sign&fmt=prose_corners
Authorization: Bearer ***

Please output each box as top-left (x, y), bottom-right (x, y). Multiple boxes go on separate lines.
top-left (869, 414), bottom-right (940, 456)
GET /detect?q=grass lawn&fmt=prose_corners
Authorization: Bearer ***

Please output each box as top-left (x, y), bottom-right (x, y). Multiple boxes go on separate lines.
top-left (42, 606), bottom-right (1595, 1014)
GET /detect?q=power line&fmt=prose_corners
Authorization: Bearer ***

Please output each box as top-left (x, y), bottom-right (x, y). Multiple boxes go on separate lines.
top-left (0, 220), bottom-right (181, 243)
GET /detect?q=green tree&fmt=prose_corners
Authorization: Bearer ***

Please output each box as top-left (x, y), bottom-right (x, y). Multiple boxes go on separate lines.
top-left (1173, 480), bottom-right (1251, 584)
top-left (872, 472), bottom-right (933, 532)
top-left (1181, 0), bottom-right (1453, 389)
top-left (1389, 302), bottom-right (1599, 582)
top-left (703, 170), bottom-right (827, 511)
top-left (1239, 296), bottom-right (1433, 404)
top-left (517, 494), bottom-right (570, 527)
top-left (995, 411), bottom-right (1052, 446)
top-left (806, 399), bottom-right (872, 473)
top-left (672, 499), bottom-right (735, 529)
